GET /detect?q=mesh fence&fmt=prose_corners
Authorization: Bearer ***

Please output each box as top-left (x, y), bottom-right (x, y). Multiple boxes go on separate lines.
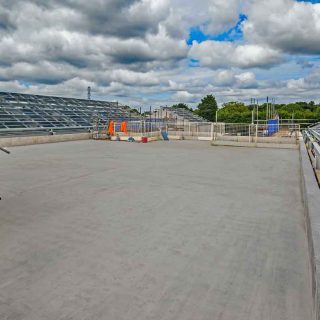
top-left (213, 123), bottom-right (300, 144)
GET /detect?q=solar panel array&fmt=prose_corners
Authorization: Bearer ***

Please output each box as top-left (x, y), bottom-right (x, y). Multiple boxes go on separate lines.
top-left (0, 92), bottom-right (140, 135)
top-left (164, 107), bottom-right (209, 123)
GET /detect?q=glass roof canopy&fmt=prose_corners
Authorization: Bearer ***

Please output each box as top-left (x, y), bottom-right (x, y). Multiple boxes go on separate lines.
top-left (0, 92), bottom-right (139, 134)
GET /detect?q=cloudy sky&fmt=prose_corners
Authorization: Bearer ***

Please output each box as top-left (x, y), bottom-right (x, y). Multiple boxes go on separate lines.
top-left (0, 0), bottom-right (320, 108)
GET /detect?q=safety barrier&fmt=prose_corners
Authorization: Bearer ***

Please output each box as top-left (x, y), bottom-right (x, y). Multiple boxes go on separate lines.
top-left (212, 123), bottom-right (300, 147)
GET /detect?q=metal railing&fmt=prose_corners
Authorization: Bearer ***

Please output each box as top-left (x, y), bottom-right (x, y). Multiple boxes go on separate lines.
top-left (92, 120), bottom-right (215, 140)
top-left (304, 124), bottom-right (320, 172)
top-left (213, 123), bottom-right (300, 145)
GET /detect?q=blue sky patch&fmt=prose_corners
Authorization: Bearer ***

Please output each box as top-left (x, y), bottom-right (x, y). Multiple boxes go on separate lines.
top-left (187, 14), bottom-right (247, 45)
top-left (297, 0), bottom-right (320, 3)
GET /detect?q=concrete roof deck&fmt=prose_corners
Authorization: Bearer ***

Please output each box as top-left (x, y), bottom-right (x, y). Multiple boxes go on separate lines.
top-left (0, 140), bottom-right (313, 320)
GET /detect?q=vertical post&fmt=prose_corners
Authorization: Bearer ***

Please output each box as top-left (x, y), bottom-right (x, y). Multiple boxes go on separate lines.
top-left (211, 122), bottom-right (214, 140)
top-left (249, 124), bottom-right (251, 143)
top-left (176, 116), bottom-right (178, 135)
top-left (256, 99), bottom-right (259, 125)
top-left (149, 106), bottom-right (152, 133)
top-left (255, 124), bottom-right (258, 145)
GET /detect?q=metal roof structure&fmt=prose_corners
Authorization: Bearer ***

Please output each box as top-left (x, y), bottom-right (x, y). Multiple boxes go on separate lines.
top-left (0, 92), bottom-right (140, 135)
top-left (162, 107), bottom-right (209, 123)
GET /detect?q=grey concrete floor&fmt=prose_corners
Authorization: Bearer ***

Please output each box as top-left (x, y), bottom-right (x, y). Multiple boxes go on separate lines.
top-left (0, 140), bottom-right (313, 320)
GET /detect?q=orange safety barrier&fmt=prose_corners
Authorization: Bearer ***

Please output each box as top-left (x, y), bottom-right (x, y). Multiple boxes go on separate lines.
top-left (120, 121), bottom-right (128, 134)
top-left (108, 120), bottom-right (114, 136)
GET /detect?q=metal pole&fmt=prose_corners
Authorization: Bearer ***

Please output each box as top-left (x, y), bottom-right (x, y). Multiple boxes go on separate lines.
top-left (255, 124), bottom-right (258, 145)
top-left (266, 97), bottom-right (269, 122)
top-left (211, 122), bottom-right (214, 140)
top-left (149, 106), bottom-right (152, 133)
top-left (0, 147), bottom-right (10, 154)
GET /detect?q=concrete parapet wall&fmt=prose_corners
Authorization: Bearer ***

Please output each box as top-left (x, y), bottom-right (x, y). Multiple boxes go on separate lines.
top-left (300, 141), bottom-right (320, 320)
top-left (212, 140), bottom-right (299, 149)
top-left (0, 133), bottom-right (91, 147)
top-left (215, 135), bottom-right (297, 144)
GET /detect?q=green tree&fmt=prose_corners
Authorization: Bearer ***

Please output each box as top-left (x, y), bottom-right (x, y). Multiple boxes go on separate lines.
top-left (218, 102), bottom-right (251, 123)
top-left (315, 107), bottom-right (320, 121)
top-left (195, 95), bottom-right (218, 121)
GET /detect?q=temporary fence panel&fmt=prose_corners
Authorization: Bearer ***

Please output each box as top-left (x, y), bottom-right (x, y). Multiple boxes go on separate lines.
top-left (213, 123), bottom-right (300, 145)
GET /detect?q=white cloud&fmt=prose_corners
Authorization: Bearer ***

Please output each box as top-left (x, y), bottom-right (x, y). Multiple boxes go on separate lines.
top-left (287, 68), bottom-right (320, 91)
top-left (189, 41), bottom-right (282, 69)
top-left (243, 0), bottom-right (320, 54)
top-left (235, 72), bottom-right (257, 89)
top-left (173, 91), bottom-right (198, 103)
top-left (214, 70), bottom-right (236, 86)
top-left (110, 69), bottom-right (159, 86)
top-left (213, 70), bottom-right (257, 88)
top-left (172, 0), bottom-right (242, 34)
top-left (0, 0), bottom-right (320, 106)
top-left (207, 0), bottom-right (240, 34)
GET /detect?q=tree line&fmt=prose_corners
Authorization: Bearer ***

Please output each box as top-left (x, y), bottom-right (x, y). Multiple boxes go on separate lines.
top-left (171, 95), bottom-right (320, 124)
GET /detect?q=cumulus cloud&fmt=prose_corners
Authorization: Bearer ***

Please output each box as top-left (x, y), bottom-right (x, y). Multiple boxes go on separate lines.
top-left (172, 0), bottom-right (242, 34)
top-left (109, 69), bottom-right (159, 86)
top-left (206, 0), bottom-right (240, 34)
top-left (243, 0), bottom-right (320, 54)
top-left (213, 70), bottom-right (257, 88)
top-left (287, 68), bottom-right (320, 91)
top-left (0, 0), bottom-right (320, 106)
top-left (214, 70), bottom-right (236, 86)
top-left (189, 41), bottom-right (282, 69)
top-left (235, 72), bottom-right (258, 89)
top-left (172, 90), bottom-right (199, 103)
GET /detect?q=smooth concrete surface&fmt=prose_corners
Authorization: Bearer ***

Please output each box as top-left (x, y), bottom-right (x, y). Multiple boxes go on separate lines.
top-left (300, 141), bottom-right (320, 319)
top-left (0, 140), bottom-right (313, 320)
top-left (0, 132), bottom-right (91, 147)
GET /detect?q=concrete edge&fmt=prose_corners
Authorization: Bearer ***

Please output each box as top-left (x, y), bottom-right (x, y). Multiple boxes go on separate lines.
top-left (0, 133), bottom-right (91, 147)
top-left (212, 140), bottom-right (299, 149)
top-left (299, 140), bottom-right (320, 320)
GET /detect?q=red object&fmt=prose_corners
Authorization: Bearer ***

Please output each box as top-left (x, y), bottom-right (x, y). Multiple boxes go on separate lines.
top-left (141, 137), bottom-right (148, 143)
